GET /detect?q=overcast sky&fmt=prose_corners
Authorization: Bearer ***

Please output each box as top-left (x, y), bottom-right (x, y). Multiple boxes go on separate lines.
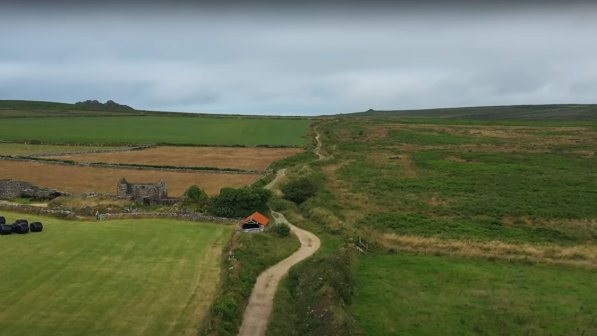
top-left (1, 1), bottom-right (596, 115)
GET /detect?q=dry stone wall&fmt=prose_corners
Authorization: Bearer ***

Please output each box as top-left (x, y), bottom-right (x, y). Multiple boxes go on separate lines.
top-left (28, 146), bottom-right (151, 157)
top-left (97, 211), bottom-right (239, 223)
top-left (0, 201), bottom-right (76, 218)
top-left (0, 156), bottom-right (266, 175)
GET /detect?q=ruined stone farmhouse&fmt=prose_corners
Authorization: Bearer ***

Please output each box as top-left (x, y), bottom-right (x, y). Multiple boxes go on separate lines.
top-left (117, 178), bottom-right (177, 205)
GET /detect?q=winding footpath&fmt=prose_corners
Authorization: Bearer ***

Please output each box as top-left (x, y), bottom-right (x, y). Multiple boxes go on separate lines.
top-left (237, 129), bottom-right (325, 336)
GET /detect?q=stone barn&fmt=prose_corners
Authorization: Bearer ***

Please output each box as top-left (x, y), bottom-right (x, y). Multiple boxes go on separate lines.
top-left (240, 212), bottom-right (269, 232)
top-left (117, 178), bottom-right (169, 205)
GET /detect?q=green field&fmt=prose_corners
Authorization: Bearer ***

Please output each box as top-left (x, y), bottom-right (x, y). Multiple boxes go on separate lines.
top-left (0, 212), bottom-right (232, 336)
top-left (352, 254), bottom-right (597, 336)
top-left (0, 143), bottom-right (124, 156)
top-left (0, 117), bottom-right (312, 146)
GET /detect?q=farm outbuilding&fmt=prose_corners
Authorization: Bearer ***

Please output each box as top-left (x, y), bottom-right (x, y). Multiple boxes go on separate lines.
top-left (240, 212), bottom-right (269, 232)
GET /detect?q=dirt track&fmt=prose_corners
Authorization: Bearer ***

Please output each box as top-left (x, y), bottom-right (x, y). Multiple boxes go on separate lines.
top-left (237, 212), bottom-right (320, 336)
top-left (237, 129), bottom-right (325, 336)
top-left (314, 129), bottom-right (325, 160)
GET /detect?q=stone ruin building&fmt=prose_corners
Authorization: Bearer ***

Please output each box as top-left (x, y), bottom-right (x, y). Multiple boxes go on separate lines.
top-left (0, 179), bottom-right (67, 200)
top-left (117, 178), bottom-right (177, 205)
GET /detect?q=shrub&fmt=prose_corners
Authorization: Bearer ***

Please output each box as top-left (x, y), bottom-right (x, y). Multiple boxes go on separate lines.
top-left (271, 223), bottom-right (291, 237)
top-left (282, 177), bottom-right (319, 204)
top-left (182, 185), bottom-right (209, 208)
top-left (206, 186), bottom-right (272, 218)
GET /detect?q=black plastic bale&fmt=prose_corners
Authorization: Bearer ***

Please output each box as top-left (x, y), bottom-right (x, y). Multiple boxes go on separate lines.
top-left (16, 219), bottom-right (29, 225)
top-left (0, 216), bottom-right (5, 225)
top-left (14, 223), bottom-right (29, 234)
top-left (30, 222), bottom-right (43, 233)
top-left (0, 224), bottom-right (12, 235)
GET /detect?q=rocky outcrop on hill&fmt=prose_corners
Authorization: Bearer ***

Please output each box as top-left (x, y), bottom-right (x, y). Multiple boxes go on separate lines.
top-left (75, 100), bottom-right (134, 110)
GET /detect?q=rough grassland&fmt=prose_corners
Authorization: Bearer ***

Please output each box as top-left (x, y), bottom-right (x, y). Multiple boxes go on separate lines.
top-left (0, 117), bottom-right (312, 146)
top-left (0, 211), bottom-right (232, 336)
top-left (352, 254), bottom-right (597, 336)
top-left (0, 143), bottom-right (123, 156)
top-left (0, 161), bottom-right (258, 196)
top-left (48, 147), bottom-right (305, 170)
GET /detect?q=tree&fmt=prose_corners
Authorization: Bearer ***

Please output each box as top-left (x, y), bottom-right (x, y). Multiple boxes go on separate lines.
top-left (206, 186), bottom-right (272, 218)
top-left (182, 185), bottom-right (209, 208)
top-left (281, 177), bottom-right (319, 204)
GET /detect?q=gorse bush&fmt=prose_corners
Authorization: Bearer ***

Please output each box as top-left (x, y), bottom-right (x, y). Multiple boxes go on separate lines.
top-left (282, 177), bottom-right (320, 204)
top-left (271, 223), bottom-right (291, 238)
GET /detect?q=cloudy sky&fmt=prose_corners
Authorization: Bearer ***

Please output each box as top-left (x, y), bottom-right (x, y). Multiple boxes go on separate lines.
top-left (1, 1), bottom-right (596, 115)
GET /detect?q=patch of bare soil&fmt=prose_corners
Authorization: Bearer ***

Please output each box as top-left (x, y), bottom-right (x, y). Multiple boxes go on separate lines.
top-left (369, 153), bottom-right (419, 178)
top-left (47, 146), bottom-right (304, 171)
top-left (0, 160), bottom-right (258, 196)
top-left (446, 156), bottom-right (478, 164)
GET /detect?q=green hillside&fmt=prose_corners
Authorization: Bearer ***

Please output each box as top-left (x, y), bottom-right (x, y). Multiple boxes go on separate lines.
top-left (348, 104), bottom-right (597, 121)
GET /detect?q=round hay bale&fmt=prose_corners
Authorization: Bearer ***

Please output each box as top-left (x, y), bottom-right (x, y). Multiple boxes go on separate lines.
top-left (0, 224), bottom-right (12, 235)
top-left (0, 216), bottom-right (5, 225)
top-left (14, 223), bottom-right (29, 234)
top-left (30, 222), bottom-right (43, 233)
top-left (16, 219), bottom-right (29, 225)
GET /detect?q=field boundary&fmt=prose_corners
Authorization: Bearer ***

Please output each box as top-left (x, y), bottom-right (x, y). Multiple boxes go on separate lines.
top-left (0, 201), bottom-right (241, 224)
top-left (26, 145), bottom-right (151, 157)
top-left (95, 211), bottom-right (240, 223)
top-left (0, 139), bottom-right (305, 149)
top-left (0, 155), bottom-right (269, 175)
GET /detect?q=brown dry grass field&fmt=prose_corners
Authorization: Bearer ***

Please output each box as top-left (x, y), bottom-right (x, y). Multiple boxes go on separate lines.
top-left (0, 160), bottom-right (259, 196)
top-left (47, 146), bottom-right (304, 170)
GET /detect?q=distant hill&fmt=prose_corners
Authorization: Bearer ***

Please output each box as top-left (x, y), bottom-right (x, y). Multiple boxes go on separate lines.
top-left (347, 104), bottom-right (597, 121)
top-left (0, 100), bottom-right (144, 118)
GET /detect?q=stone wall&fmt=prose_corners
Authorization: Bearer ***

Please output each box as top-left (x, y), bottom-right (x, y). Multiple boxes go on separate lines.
top-left (0, 180), bottom-right (69, 200)
top-left (0, 156), bottom-right (266, 175)
top-left (27, 145), bottom-right (151, 157)
top-left (0, 201), bottom-right (76, 219)
top-left (96, 211), bottom-right (239, 223)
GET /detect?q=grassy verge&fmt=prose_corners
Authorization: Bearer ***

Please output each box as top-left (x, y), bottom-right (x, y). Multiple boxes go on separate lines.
top-left (352, 253), bottom-right (597, 336)
top-left (203, 225), bottom-right (300, 336)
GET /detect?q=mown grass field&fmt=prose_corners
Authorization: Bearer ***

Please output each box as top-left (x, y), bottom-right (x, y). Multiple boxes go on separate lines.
top-left (0, 143), bottom-right (124, 156)
top-left (0, 117), bottom-right (312, 146)
top-left (0, 211), bottom-right (232, 336)
top-left (0, 160), bottom-right (259, 196)
top-left (352, 254), bottom-right (597, 336)
top-left (47, 146), bottom-right (304, 170)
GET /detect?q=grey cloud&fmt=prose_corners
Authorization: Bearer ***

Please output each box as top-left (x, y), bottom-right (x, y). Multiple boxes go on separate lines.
top-left (0, 4), bottom-right (596, 115)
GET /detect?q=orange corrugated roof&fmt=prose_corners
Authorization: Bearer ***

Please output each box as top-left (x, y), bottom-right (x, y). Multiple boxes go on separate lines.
top-left (241, 212), bottom-right (270, 226)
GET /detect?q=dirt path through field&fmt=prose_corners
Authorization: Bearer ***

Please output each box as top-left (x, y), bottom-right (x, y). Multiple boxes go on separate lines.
top-left (237, 129), bottom-right (325, 336)
top-left (237, 211), bottom-right (320, 336)
top-left (264, 169), bottom-right (286, 190)
top-left (314, 128), bottom-right (326, 160)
